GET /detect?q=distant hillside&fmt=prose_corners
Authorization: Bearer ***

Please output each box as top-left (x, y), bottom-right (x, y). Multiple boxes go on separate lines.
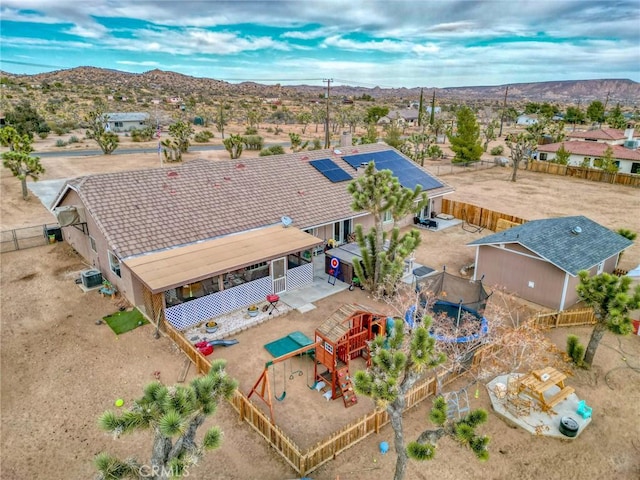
top-left (2, 67), bottom-right (638, 104)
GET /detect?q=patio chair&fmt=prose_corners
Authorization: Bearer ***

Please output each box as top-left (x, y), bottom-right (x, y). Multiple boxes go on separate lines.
top-left (577, 400), bottom-right (592, 419)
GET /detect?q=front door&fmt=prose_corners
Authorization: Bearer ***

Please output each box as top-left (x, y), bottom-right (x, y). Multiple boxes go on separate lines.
top-left (271, 257), bottom-right (287, 294)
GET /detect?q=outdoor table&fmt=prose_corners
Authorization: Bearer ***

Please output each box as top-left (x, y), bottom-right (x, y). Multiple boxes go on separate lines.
top-left (519, 367), bottom-right (574, 411)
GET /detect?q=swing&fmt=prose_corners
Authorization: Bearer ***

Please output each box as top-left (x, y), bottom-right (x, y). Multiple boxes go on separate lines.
top-left (273, 362), bottom-right (287, 401)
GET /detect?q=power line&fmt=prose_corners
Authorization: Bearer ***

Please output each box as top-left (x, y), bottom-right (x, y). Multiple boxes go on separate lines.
top-left (323, 78), bottom-right (332, 148)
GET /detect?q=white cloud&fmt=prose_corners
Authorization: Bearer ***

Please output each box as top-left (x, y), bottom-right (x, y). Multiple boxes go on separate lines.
top-left (116, 60), bottom-right (160, 67)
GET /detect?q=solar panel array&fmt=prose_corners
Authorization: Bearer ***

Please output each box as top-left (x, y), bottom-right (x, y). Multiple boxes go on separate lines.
top-left (341, 150), bottom-right (443, 190)
top-left (309, 158), bottom-right (353, 183)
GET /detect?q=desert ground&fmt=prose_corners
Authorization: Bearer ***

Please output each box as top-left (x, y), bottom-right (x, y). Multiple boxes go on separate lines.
top-left (1, 132), bottom-right (639, 479)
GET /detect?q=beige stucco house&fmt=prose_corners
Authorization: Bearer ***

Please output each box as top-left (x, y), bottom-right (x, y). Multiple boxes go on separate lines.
top-left (468, 216), bottom-right (633, 310)
top-left (51, 144), bottom-right (453, 330)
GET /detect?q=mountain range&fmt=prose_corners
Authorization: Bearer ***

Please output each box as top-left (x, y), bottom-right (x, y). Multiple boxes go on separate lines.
top-left (2, 67), bottom-right (639, 105)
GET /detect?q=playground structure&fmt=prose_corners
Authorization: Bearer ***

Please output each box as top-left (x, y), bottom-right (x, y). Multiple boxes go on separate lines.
top-left (406, 270), bottom-right (491, 344)
top-left (248, 304), bottom-right (387, 422)
top-left (313, 304), bottom-right (387, 406)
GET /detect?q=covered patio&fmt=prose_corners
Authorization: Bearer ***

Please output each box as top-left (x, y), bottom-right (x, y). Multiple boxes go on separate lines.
top-left (125, 225), bottom-right (322, 330)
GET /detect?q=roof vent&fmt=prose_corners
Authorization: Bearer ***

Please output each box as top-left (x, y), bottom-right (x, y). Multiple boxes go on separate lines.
top-left (167, 171), bottom-right (178, 177)
top-left (281, 216), bottom-right (293, 228)
top-left (571, 226), bottom-right (582, 235)
top-left (235, 163), bottom-right (245, 169)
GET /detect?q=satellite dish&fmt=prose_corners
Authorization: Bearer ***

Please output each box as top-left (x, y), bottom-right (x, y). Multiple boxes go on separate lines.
top-left (281, 216), bottom-right (293, 228)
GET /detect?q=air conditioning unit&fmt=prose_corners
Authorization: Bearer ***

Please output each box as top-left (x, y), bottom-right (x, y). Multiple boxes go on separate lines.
top-left (623, 140), bottom-right (639, 149)
top-left (81, 269), bottom-right (103, 288)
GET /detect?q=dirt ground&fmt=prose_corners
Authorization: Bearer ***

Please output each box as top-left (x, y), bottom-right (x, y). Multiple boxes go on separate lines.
top-left (1, 135), bottom-right (640, 479)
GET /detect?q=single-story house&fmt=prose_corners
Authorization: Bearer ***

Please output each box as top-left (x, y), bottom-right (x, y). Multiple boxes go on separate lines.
top-left (51, 144), bottom-right (453, 330)
top-left (536, 141), bottom-right (640, 174)
top-left (516, 114), bottom-right (539, 126)
top-left (565, 128), bottom-right (639, 145)
top-left (104, 112), bottom-right (150, 132)
top-left (378, 109), bottom-right (421, 126)
top-left (468, 216), bottom-right (633, 310)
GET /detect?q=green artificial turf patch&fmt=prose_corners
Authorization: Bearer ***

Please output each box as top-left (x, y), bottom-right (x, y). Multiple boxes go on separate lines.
top-left (103, 308), bottom-right (148, 335)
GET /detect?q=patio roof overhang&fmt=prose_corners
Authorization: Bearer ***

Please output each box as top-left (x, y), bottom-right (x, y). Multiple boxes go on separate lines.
top-left (124, 225), bottom-right (323, 293)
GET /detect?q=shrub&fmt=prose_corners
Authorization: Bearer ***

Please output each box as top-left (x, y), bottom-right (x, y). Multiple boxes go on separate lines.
top-left (130, 126), bottom-right (154, 142)
top-left (566, 334), bottom-right (585, 367)
top-left (244, 126), bottom-right (257, 135)
top-left (242, 135), bottom-right (263, 150)
top-left (38, 131), bottom-right (49, 140)
top-left (259, 145), bottom-right (285, 156)
top-left (68, 135), bottom-right (79, 144)
top-left (428, 145), bottom-right (443, 159)
top-left (266, 127), bottom-right (274, 133)
top-left (53, 126), bottom-right (70, 136)
top-left (490, 145), bottom-right (504, 155)
top-left (55, 139), bottom-right (67, 147)
top-left (308, 138), bottom-right (322, 150)
top-left (194, 130), bottom-right (214, 143)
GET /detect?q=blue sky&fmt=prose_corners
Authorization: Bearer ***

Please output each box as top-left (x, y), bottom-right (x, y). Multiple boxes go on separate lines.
top-left (1, 0), bottom-right (638, 89)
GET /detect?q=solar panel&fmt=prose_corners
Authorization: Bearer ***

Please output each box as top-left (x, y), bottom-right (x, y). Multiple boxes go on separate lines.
top-left (342, 150), bottom-right (443, 190)
top-left (309, 158), bottom-right (353, 183)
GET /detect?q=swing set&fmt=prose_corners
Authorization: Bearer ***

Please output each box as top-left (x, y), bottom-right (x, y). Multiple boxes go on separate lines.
top-left (247, 340), bottom-right (320, 422)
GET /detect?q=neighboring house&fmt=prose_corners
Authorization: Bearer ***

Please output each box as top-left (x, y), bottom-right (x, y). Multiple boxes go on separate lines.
top-left (166, 96), bottom-right (182, 104)
top-left (516, 114), bottom-right (539, 125)
top-left (468, 216), bottom-right (633, 310)
top-left (104, 112), bottom-right (149, 132)
top-left (565, 128), bottom-right (639, 145)
top-left (378, 108), bottom-right (420, 126)
top-left (536, 141), bottom-right (640, 174)
top-left (51, 144), bottom-right (453, 330)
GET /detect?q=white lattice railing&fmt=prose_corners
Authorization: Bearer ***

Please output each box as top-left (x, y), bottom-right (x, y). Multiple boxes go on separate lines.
top-left (165, 277), bottom-right (271, 330)
top-left (286, 262), bottom-right (313, 289)
top-left (165, 263), bottom-right (315, 331)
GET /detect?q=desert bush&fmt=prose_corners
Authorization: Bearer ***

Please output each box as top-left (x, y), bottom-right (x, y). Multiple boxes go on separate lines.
top-left (55, 139), bottom-right (67, 147)
top-left (194, 130), bottom-right (214, 143)
top-left (244, 126), bottom-right (258, 135)
top-left (38, 131), bottom-right (49, 139)
top-left (490, 145), bottom-right (504, 155)
top-left (68, 135), bottom-right (80, 144)
top-left (274, 126), bottom-right (283, 135)
top-left (265, 127), bottom-right (274, 133)
top-left (130, 126), bottom-right (155, 142)
top-left (259, 145), bottom-right (285, 156)
top-left (308, 138), bottom-right (322, 150)
top-left (566, 334), bottom-right (585, 367)
top-left (428, 145), bottom-right (443, 159)
top-left (242, 135), bottom-right (263, 150)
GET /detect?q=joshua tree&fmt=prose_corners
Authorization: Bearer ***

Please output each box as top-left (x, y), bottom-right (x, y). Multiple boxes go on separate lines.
top-left (168, 121), bottom-right (194, 153)
top-left (0, 126), bottom-right (45, 199)
top-left (354, 316), bottom-right (489, 480)
top-left (347, 162), bottom-right (426, 293)
top-left (223, 134), bottom-right (244, 159)
top-left (96, 360), bottom-right (237, 480)
top-left (505, 131), bottom-right (537, 182)
top-left (576, 271), bottom-right (640, 367)
top-left (85, 101), bottom-right (120, 154)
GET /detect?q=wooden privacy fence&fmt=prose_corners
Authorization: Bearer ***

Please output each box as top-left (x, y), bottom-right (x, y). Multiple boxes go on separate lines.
top-left (532, 307), bottom-right (596, 328)
top-left (162, 309), bottom-right (584, 477)
top-left (528, 161), bottom-right (640, 188)
top-left (441, 199), bottom-right (528, 232)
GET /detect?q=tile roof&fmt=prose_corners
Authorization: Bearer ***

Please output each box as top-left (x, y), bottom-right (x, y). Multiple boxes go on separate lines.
top-left (565, 128), bottom-right (637, 141)
top-left (536, 141), bottom-right (640, 161)
top-left (58, 144), bottom-right (453, 259)
top-left (467, 216), bottom-right (633, 275)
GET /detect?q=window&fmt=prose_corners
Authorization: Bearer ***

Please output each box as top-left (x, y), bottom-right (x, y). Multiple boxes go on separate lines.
top-left (539, 153), bottom-right (548, 161)
top-left (108, 251), bottom-right (122, 277)
top-left (597, 262), bottom-right (604, 274)
top-left (246, 261), bottom-right (267, 271)
top-left (631, 162), bottom-right (640, 174)
top-left (383, 210), bottom-right (393, 223)
top-left (324, 342), bottom-right (333, 354)
top-left (89, 236), bottom-right (97, 252)
top-left (114, 121), bottom-right (123, 128)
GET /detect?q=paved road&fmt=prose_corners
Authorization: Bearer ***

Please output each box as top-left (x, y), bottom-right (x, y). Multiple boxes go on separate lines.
top-left (35, 142), bottom-right (290, 157)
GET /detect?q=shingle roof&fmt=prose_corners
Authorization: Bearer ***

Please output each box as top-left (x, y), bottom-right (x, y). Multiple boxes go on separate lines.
top-left (467, 216), bottom-right (633, 275)
top-left (106, 112), bottom-right (149, 122)
top-left (536, 141), bottom-right (640, 161)
top-left (57, 144), bottom-right (453, 259)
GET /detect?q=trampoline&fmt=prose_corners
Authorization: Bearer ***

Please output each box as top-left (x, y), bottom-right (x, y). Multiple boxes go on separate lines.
top-left (264, 331), bottom-right (314, 358)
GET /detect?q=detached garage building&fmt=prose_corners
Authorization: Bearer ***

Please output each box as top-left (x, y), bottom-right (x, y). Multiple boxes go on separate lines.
top-left (467, 216), bottom-right (633, 310)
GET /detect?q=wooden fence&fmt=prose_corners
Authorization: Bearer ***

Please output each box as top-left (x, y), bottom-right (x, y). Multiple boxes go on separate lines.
top-left (441, 199), bottom-right (528, 232)
top-left (164, 308), bottom-right (590, 477)
top-left (532, 307), bottom-right (596, 328)
top-left (528, 161), bottom-right (640, 188)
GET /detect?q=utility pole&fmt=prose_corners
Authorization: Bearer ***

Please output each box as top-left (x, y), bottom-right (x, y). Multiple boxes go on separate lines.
top-left (499, 85), bottom-right (509, 137)
top-left (323, 78), bottom-right (332, 148)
